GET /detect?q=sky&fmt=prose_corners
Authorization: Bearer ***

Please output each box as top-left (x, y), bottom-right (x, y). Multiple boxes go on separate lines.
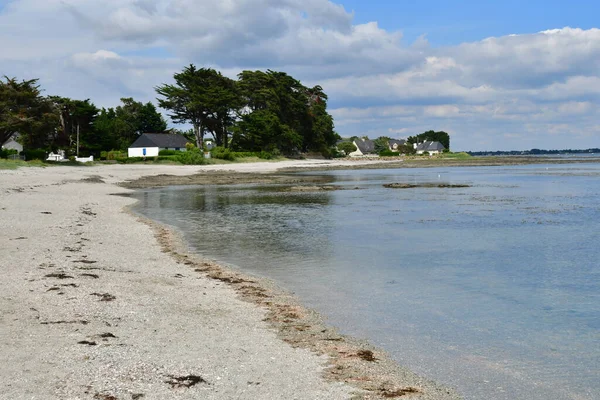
top-left (1, 0), bottom-right (599, 151)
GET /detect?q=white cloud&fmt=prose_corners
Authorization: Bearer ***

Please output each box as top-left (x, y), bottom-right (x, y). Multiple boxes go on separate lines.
top-left (1, 0), bottom-right (599, 150)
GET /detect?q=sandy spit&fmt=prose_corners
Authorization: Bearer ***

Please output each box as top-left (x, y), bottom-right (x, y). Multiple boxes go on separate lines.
top-left (0, 161), bottom-right (461, 400)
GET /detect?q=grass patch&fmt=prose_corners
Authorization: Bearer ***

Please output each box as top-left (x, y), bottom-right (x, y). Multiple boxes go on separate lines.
top-left (0, 159), bottom-right (46, 169)
top-left (441, 152), bottom-right (472, 159)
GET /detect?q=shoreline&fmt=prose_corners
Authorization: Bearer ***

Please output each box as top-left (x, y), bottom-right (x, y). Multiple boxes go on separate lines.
top-left (119, 155), bottom-right (600, 189)
top-left (130, 211), bottom-right (460, 400)
top-left (0, 160), bottom-right (463, 399)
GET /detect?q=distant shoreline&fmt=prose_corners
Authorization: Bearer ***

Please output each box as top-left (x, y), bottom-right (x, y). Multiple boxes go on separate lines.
top-left (121, 155), bottom-right (600, 189)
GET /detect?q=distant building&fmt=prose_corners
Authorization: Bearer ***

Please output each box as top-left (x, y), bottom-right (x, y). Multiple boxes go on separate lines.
top-left (415, 141), bottom-right (446, 155)
top-left (388, 139), bottom-right (407, 152)
top-left (1, 133), bottom-right (23, 153)
top-left (349, 138), bottom-right (376, 156)
top-left (128, 133), bottom-right (189, 157)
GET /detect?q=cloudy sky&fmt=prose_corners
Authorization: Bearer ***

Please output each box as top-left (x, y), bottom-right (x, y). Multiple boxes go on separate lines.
top-left (1, 0), bottom-right (599, 150)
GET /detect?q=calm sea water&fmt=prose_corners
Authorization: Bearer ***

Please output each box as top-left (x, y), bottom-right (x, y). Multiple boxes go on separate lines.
top-left (132, 163), bottom-right (600, 400)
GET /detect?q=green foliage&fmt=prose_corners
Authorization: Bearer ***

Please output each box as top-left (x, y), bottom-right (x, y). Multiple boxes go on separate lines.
top-left (379, 150), bottom-right (400, 157)
top-left (158, 149), bottom-right (180, 156)
top-left (106, 150), bottom-right (127, 160)
top-left (0, 159), bottom-right (45, 169)
top-left (176, 149), bottom-right (208, 165)
top-left (95, 98), bottom-right (167, 152)
top-left (442, 152), bottom-right (472, 159)
top-left (0, 148), bottom-right (18, 158)
top-left (185, 142), bottom-right (196, 151)
top-left (407, 130), bottom-right (450, 150)
top-left (337, 141), bottom-right (357, 155)
top-left (210, 146), bottom-right (273, 161)
top-left (211, 146), bottom-right (236, 161)
top-left (234, 70), bottom-right (336, 155)
top-left (398, 144), bottom-right (416, 155)
top-left (48, 96), bottom-right (99, 153)
top-left (257, 151), bottom-right (273, 160)
top-left (21, 148), bottom-right (46, 160)
top-left (152, 155), bottom-right (180, 162)
top-left (373, 137), bottom-right (390, 153)
top-left (156, 65), bottom-right (240, 149)
top-left (0, 77), bottom-right (56, 149)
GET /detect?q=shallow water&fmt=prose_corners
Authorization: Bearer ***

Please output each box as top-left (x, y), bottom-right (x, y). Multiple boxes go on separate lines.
top-left (133, 163), bottom-right (600, 400)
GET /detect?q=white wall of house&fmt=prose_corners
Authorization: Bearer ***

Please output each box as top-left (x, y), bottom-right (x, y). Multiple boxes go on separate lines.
top-left (416, 149), bottom-right (441, 155)
top-left (2, 138), bottom-right (23, 153)
top-left (128, 147), bottom-right (159, 157)
top-left (348, 140), bottom-right (364, 157)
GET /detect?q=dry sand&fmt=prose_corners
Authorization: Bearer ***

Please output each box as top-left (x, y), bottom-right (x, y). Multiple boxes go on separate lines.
top-left (1, 160), bottom-right (461, 400)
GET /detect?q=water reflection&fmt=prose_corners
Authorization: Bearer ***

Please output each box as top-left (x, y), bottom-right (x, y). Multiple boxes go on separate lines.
top-left (133, 165), bottom-right (600, 400)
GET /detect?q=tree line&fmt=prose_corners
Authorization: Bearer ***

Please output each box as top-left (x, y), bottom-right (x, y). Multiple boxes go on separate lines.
top-left (1, 65), bottom-right (338, 158)
top-left (0, 77), bottom-right (167, 156)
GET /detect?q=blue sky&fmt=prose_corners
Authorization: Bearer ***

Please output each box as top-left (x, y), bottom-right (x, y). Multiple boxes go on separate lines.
top-left (341, 0), bottom-right (599, 44)
top-left (1, 0), bottom-right (599, 151)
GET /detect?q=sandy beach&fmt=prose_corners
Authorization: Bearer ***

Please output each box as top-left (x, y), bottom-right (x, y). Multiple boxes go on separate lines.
top-left (0, 160), bottom-right (464, 399)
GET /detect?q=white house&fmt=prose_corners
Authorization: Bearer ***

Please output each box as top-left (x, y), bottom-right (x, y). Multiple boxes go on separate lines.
top-left (1, 133), bottom-right (23, 153)
top-left (415, 141), bottom-right (446, 155)
top-left (128, 133), bottom-right (189, 157)
top-left (388, 139), bottom-right (407, 152)
top-left (349, 138), bottom-right (376, 157)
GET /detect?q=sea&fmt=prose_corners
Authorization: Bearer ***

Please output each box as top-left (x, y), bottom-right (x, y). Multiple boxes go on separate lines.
top-left (132, 162), bottom-right (600, 400)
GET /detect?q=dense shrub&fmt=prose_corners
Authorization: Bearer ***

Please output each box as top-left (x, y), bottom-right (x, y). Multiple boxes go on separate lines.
top-left (21, 148), bottom-right (47, 161)
top-left (257, 151), bottom-right (273, 159)
top-left (152, 155), bottom-right (180, 162)
top-left (107, 150), bottom-right (127, 160)
top-left (0, 148), bottom-right (18, 159)
top-left (176, 150), bottom-right (208, 165)
top-left (211, 146), bottom-right (236, 161)
top-left (100, 151), bottom-right (108, 160)
top-left (158, 149), bottom-right (180, 156)
top-left (337, 141), bottom-right (357, 155)
top-left (379, 150), bottom-right (400, 157)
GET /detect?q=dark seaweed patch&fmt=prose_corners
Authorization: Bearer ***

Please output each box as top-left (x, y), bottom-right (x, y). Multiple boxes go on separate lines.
top-left (91, 293), bottom-right (116, 301)
top-left (164, 375), bottom-right (208, 388)
top-left (44, 273), bottom-right (74, 279)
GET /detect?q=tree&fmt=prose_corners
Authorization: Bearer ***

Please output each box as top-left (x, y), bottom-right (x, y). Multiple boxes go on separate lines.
top-left (373, 136), bottom-right (391, 153)
top-left (398, 144), bottom-right (416, 155)
top-left (0, 76), bottom-right (55, 148)
top-left (138, 102), bottom-right (167, 134)
top-left (234, 70), bottom-right (336, 154)
top-left (156, 65), bottom-right (222, 149)
top-left (48, 97), bottom-right (99, 154)
top-left (337, 141), bottom-right (357, 154)
top-left (94, 98), bottom-right (166, 151)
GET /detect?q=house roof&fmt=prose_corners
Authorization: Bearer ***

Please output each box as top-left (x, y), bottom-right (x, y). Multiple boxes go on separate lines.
top-left (389, 139), bottom-right (406, 147)
top-left (129, 133), bottom-right (189, 149)
top-left (416, 141), bottom-right (445, 151)
top-left (354, 138), bottom-right (375, 154)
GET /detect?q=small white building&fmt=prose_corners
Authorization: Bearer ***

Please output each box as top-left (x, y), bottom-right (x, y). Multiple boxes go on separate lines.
top-left (388, 139), bottom-right (407, 152)
top-left (415, 141), bottom-right (446, 155)
top-left (128, 133), bottom-right (189, 158)
top-left (349, 138), bottom-right (376, 157)
top-left (1, 133), bottom-right (23, 153)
